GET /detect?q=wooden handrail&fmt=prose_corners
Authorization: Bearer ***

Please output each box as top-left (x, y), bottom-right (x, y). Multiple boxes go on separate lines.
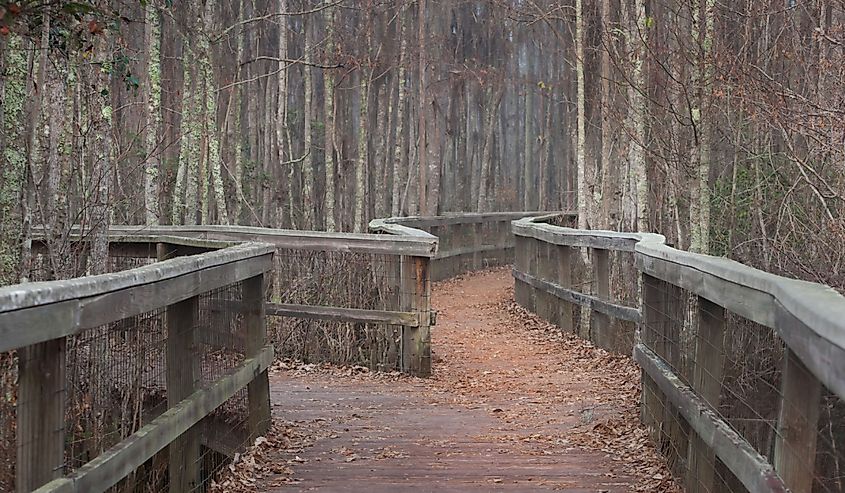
top-left (512, 212), bottom-right (845, 493)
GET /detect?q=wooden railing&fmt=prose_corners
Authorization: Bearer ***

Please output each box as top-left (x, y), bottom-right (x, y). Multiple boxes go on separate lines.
top-left (98, 225), bottom-right (437, 378)
top-left (2, 238), bottom-right (275, 492)
top-left (372, 212), bottom-right (569, 281)
top-left (512, 214), bottom-right (845, 493)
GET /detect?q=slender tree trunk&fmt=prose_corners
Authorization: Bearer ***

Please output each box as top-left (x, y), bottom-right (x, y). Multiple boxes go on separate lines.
top-left (391, 8), bottom-right (408, 217)
top-left (599, 0), bottom-right (614, 229)
top-left (18, 18), bottom-right (50, 281)
top-left (302, 17), bottom-right (315, 229)
top-left (143, 6), bottom-right (161, 225)
top-left (276, 0), bottom-right (290, 227)
top-left (354, 7), bottom-right (372, 232)
top-left (477, 87), bottom-right (503, 211)
top-left (689, 0), bottom-right (715, 253)
top-left (624, 0), bottom-right (649, 232)
top-left (323, 5), bottom-right (337, 230)
top-left (417, 0), bottom-right (428, 215)
top-left (89, 35), bottom-right (113, 275)
top-left (575, 0), bottom-right (588, 231)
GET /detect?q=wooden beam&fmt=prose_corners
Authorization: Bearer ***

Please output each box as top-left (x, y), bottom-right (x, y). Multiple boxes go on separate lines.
top-left (634, 344), bottom-right (788, 493)
top-left (165, 294), bottom-right (201, 493)
top-left (35, 346), bottom-right (274, 493)
top-left (511, 269), bottom-right (640, 323)
top-left (773, 349), bottom-right (822, 493)
top-left (266, 302), bottom-right (421, 326)
top-left (591, 249), bottom-right (611, 349)
top-left (16, 338), bottom-right (66, 492)
top-left (686, 297), bottom-right (727, 493)
top-left (244, 275), bottom-right (271, 440)
top-left (0, 252), bottom-right (273, 353)
top-left (400, 256), bottom-right (431, 377)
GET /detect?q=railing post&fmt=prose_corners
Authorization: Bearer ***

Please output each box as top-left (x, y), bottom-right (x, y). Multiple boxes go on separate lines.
top-left (472, 222), bottom-right (482, 270)
top-left (640, 273), bottom-right (667, 443)
top-left (513, 234), bottom-right (530, 308)
top-left (244, 274), bottom-right (272, 439)
top-left (686, 297), bottom-right (726, 493)
top-left (400, 255), bottom-right (431, 376)
top-left (160, 243), bottom-right (202, 492)
top-left (556, 243), bottom-right (574, 332)
top-left (16, 338), bottom-right (66, 492)
top-left (591, 248), bottom-right (610, 349)
top-left (774, 349), bottom-right (821, 493)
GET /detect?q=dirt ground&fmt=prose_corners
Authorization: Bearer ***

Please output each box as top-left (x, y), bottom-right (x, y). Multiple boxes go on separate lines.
top-left (214, 268), bottom-right (678, 492)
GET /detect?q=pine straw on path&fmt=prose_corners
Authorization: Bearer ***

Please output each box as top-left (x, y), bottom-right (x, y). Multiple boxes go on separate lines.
top-left (213, 268), bottom-right (678, 492)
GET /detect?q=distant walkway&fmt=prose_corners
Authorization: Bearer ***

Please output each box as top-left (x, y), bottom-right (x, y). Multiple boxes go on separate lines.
top-left (252, 270), bottom-right (674, 492)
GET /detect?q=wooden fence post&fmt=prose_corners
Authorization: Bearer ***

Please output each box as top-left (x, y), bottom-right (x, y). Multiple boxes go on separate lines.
top-left (640, 273), bottom-right (667, 442)
top-left (16, 338), bottom-right (66, 492)
top-left (244, 274), bottom-right (271, 439)
top-left (400, 256), bottom-right (431, 376)
top-left (774, 349), bottom-right (821, 493)
top-left (165, 292), bottom-right (200, 492)
top-left (514, 235), bottom-right (530, 308)
top-left (556, 243), bottom-right (574, 333)
top-left (472, 222), bottom-right (482, 270)
top-left (591, 248), bottom-right (610, 349)
top-left (158, 242), bottom-right (202, 492)
top-left (686, 296), bottom-right (726, 493)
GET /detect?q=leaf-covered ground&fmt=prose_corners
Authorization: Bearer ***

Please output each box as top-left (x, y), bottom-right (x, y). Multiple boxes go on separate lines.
top-left (213, 268), bottom-right (678, 491)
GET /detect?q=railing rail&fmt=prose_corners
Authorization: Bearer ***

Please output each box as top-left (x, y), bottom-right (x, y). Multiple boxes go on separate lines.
top-left (2, 238), bottom-right (275, 492)
top-left (373, 212), bottom-right (572, 281)
top-left (512, 214), bottom-right (845, 493)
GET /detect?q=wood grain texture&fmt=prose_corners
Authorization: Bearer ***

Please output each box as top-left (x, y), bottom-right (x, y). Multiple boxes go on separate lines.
top-left (634, 344), bottom-right (788, 493)
top-left (34, 346), bottom-right (274, 493)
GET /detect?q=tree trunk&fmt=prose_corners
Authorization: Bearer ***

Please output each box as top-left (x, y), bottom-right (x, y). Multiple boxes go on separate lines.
top-left (302, 16), bottom-right (315, 229)
top-left (324, 5), bottom-right (337, 230)
top-left (477, 87), bottom-right (503, 211)
top-left (575, 0), bottom-right (588, 231)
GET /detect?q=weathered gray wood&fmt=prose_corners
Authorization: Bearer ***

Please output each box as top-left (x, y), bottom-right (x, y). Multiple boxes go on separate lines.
top-left (640, 274), bottom-right (666, 443)
top-left (166, 293), bottom-right (201, 493)
top-left (434, 243), bottom-right (511, 260)
top-left (556, 243), bottom-right (574, 332)
top-left (0, 242), bottom-right (273, 312)
top-left (773, 349), bottom-right (821, 493)
top-left (0, 251), bottom-right (273, 353)
top-left (515, 214), bottom-right (845, 404)
top-left (400, 256), bottom-right (431, 377)
top-left (634, 344), bottom-right (788, 493)
top-left (513, 235), bottom-right (532, 309)
top-left (244, 275), bottom-right (271, 439)
top-left (591, 249), bottom-right (611, 349)
top-left (266, 302), bottom-right (421, 326)
top-left (35, 346), bottom-right (274, 493)
top-left (376, 211), bottom-right (571, 228)
top-left (512, 219), bottom-right (640, 252)
top-left (107, 224), bottom-right (439, 257)
top-left (687, 297), bottom-right (726, 493)
top-left (511, 269), bottom-right (641, 323)
top-left (17, 338), bottom-right (66, 492)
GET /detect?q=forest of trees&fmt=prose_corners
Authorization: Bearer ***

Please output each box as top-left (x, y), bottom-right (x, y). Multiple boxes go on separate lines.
top-left (0, 0), bottom-right (843, 287)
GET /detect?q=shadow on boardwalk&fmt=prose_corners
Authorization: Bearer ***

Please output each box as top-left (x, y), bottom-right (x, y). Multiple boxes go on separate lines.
top-left (219, 269), bottom-right (677, 492)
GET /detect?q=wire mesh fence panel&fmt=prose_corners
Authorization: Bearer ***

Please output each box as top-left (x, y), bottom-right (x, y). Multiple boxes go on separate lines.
top-left (270, 249), bottom-right (400, 311)
top-left (0, 351), bottom-right (16, 490)
top-left (64, 308), bottom-right (170, 474)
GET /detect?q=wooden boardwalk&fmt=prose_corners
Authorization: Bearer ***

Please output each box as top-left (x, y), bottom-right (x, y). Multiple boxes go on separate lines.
top-left (257, 270), bottom-right (666, 491)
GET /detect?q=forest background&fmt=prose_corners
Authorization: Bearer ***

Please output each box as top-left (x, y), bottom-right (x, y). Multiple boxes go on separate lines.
top-left (0, 0), bottom-right (843, 289)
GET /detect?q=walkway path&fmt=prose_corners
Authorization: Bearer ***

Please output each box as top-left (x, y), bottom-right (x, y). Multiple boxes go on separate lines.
top-left (217, 269), bottom-right (676, 492)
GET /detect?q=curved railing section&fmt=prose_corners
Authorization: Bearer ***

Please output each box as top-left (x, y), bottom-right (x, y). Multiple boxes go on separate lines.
top-left (372, 212), bottom-right (573, 280)
top-left (512, 214), bottom-right (845, 493)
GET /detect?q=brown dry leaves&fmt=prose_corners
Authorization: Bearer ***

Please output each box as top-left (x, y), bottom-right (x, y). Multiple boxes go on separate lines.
top-left (213, 269), bottom-right (680, 491)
